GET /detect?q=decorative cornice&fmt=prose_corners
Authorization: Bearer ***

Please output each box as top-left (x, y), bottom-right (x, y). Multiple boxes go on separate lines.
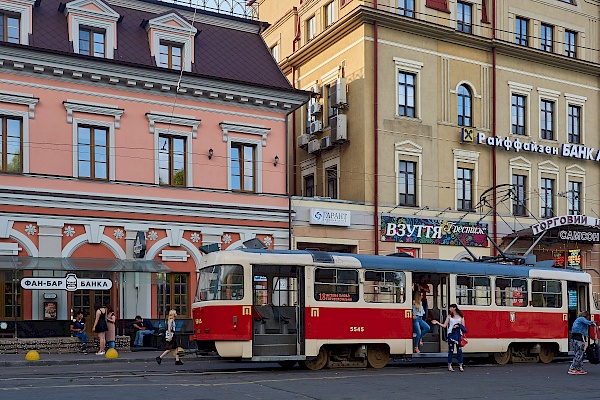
top-left (64, 0), bottom-right (120, 21)
top-left (0, 91), bottom-right (39, 118)
top-left (63, 99), bottom-right (124, 128)
top-left (146, 111), bottom-right (200, 137)
top-left (219, 121), bottom-right (270, 146)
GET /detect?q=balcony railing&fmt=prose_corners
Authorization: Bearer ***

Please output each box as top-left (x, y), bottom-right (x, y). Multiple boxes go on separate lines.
top-left (157, 0), bottom-right (259, 20)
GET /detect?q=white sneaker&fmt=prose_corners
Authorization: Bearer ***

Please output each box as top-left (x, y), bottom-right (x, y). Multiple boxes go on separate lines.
top-left (96, 351), bottom-right (105, 355)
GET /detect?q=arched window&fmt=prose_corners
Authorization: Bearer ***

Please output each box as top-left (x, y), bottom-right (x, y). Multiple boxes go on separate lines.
top-left (457, 84), bottom-right (472, 126)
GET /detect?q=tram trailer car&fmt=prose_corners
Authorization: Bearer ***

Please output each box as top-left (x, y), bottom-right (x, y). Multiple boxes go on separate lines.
top-left (191, 249), bottom-right (597, 370)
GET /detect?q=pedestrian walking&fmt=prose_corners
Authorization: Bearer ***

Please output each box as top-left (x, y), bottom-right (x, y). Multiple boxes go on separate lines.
top-left (412, 290), bottom-right (430, 353)
top-left (92, 301), bottom-right (108, 355)
top-left (156, 309), bottom-right (183, 366)
top-left (432, 303), bottom-right (466, 372)
top-left (569, 310), bottom-right (596, 375)
top-left (106, 304), bottom-right (116, 349)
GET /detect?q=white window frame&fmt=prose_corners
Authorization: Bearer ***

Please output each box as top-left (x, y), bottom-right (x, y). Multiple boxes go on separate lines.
top-left (71, 118), bottom-right (115, 181)
top-left (565, 93), bottom-right (586, 145)
top-left (0, 91), bottom-right (37, 174)
top-left (538, 160), bottom-right (559, 217)
top-left (394, 140), bottom-right (422, 207)
top-left (453, 149), bottom-right (479, 211)
top-left (227, 137), bottom-right (263, 193)
top-left (394, 57), bottom-right (423, 120)
top-left (509, 156), bottom-right (532, 216)
top-left (0, 0), bottom-right (35, 45)
top-left (306, 15), bottom-right (316, 42)
top-left (153, 128), bottom-right (193, 187)
top-left (64, 0), bottom-right (120, 59)
top-left (301, 158), bottom-right (317, 197)
top-left (566, 164), bottom-right (585, 215)
top-left (508, 81), bottom-right (533, 137)
top-left (537, 88), bottom-right (559, 142)
top-left (323, 151), bottom-right (340, 199)
top-left (325, 1), bottom-right (336, 27)
top-left (270, 41), bottom-right (279, 62)
top-left (146, 13), bottom-right (197, 72)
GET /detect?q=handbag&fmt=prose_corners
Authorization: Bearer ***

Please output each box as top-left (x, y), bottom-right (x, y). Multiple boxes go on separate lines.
top-left (459, 335), bottom-right (468, 347)
top-left (165, 321), bottom-right (175, 342)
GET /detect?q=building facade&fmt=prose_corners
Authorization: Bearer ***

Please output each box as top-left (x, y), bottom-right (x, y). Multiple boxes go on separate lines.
top-left (0, 0), bottom-right (307, 332)
top-left (259, 0), bottom-right (600, 274)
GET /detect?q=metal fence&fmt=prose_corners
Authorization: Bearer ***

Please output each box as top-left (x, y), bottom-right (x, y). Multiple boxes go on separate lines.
top-left (157, 0), bottom-right (259, 20)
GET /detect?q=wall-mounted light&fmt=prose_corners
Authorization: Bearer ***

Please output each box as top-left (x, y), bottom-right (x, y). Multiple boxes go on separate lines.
top-left (274, 155), bottom-right (279, 166)
top-left (208, 148), bottom-right (213, 160)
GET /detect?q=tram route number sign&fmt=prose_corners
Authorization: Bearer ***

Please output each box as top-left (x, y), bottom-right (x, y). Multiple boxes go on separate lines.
top-left (20, 273), bottom-right (112, 291)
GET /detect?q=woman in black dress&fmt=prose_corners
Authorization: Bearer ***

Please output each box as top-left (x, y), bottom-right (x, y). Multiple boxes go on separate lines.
top-left (156, 309), bottom-right (183, 365)
top-left (92, 301), bottom-right (108, 355)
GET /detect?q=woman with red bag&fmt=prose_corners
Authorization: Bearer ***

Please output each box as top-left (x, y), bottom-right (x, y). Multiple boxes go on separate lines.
top-left (432, 304), bottom-right (466, 372)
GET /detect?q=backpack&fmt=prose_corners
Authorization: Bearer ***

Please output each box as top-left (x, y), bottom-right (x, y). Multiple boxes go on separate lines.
top-left (586, 342), bottom-right (600, 365)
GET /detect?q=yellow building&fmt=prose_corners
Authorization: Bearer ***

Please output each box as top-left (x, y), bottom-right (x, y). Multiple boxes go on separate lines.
top-left (259, 0), bottom-right (600, 268)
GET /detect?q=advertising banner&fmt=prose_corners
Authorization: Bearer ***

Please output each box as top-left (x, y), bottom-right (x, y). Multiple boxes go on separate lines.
top-left (381, 216), bottom-right (488, 247)
top-left (568, 249), bottom-right (581, 270)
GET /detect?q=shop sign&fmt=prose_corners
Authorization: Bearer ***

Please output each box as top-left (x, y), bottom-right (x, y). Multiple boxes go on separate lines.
top-left (559, 230), bottom-right (600, 242)
top-left (20, 273), bottom-right (112, 291)
top-left (568, 249), bottom-right (581, 270)
top-left (133, 231), bottom-right (146, 258)
top-left (309, 208), bottom-right (351, 227)
top-left (553, 251), bottom-right (565, 268)
top-left (470, 131), bottom-right (600, 162)
top-left (381, 216), bottom-right (488, 247)
top-left (531, 215), bottom-right (600, 235)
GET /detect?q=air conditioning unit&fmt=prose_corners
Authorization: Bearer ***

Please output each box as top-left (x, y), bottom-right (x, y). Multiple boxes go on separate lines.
top-left (330, 77), bottom-right (347, 108)
top-left (321, 135), bottom-right (332, 149)
top-left (309, 120), bottom-right (323, 134)
top-left (308, 139), bottom-right (321, 154)
top-left (297, 134), bottom-right (310, 149)
top-left (311, 83), bottom-right (322, 96)
top-left (310, 102), bottom-right (323, 115)
top-left (331, 114), bottom-right (347, 143)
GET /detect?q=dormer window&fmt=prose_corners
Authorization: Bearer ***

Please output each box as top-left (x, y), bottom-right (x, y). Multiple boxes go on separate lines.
top-left (145, 13), bottom-right (196, 72)
top-left (0, 13), bottom-right (20, 44)
top-left (79, 26), bottom-right (106, 58)
top-left (64, 0), bottom-right (120, 59)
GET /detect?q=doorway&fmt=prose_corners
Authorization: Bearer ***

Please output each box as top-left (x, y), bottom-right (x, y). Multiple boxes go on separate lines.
top-left (71, 271), bottom-right (113, 334)
top-left (413, 272), bottom-right (450, 354)
top-left (567, 280), bottom-right (589, 347)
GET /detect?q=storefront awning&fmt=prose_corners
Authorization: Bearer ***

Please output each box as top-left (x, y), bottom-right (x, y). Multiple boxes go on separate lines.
top-left (0, 256), bottom-right (171, 273)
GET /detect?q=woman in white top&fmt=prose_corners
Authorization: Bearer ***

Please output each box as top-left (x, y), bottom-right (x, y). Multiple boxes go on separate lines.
top-left (432, 304), bottom-right (465, 372)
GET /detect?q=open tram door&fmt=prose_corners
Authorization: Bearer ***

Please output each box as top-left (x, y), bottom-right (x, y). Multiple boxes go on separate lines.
top-left (251, 264), bottom-right (304, 364)
top-left (567, 280), bottom-right (590, 349)
top-left (413, 272), bottom-right (451, 354)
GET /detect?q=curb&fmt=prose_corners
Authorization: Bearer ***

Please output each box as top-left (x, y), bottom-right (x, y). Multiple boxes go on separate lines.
top-left (0, 354), bottom-right (221, 367)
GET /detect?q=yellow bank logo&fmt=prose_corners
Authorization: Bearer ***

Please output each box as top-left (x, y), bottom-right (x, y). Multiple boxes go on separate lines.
top-left (242, 306), bottom-right (251, 315)
top-left (461, 127), bottom-right (474, 142)
top-left (311, 308), bottom-right (319, 317)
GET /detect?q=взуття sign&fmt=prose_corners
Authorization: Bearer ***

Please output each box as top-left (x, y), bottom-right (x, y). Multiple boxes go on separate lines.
top-left (381, 216), bottom-right (488, 247)
top-left (20, 273), bottom-right (112, 291)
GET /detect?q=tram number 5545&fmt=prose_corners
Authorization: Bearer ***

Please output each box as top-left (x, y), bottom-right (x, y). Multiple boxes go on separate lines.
top-left (350, 326), bottom-right (364, 332)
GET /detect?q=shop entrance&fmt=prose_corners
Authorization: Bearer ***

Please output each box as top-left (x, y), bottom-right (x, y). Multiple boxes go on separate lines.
top-left (71, 271), bottom-right (113, 334)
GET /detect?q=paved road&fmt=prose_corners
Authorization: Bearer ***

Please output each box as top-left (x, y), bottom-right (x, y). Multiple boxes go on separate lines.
top-left (0, 357), bottom-right (598, 400)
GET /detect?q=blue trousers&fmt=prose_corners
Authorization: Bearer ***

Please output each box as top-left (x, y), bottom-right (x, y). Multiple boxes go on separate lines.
top-left (413, 317), bottom-right (430, 348)
top-left (448, 340), bottom-right (463, 364)
top-left (73, 331), bottom-right (86, 344)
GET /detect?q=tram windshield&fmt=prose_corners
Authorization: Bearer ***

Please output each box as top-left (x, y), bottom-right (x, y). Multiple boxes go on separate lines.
top-left (196, 264), bottom-right (244, 301)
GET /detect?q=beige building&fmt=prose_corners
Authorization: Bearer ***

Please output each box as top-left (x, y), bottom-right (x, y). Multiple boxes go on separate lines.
top-left (259, 0), bottom-right (600, 269)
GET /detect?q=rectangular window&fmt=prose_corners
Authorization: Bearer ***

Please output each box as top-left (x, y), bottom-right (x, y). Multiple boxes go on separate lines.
top-left (495, 277), bottom-right (528, 307)
top-left (0, 116), bottom-right (22, 173)
top-left (158, 42), bottom-right (182, 70)
top-left (327, 84), bottom-right (339, 126)
top-left (398, 0), bottom-right (415, 17)
top-left (512, 174), bottom-right (527, 216)
top-left (568, 181), bottom-right (581, 215)
top-left (304, 174), bottom-right (315, 197)
top-left (77, 125), bottom-right (108, 180)
top-left (0, 13), bottom-right (20, 44)
top-left (158, 135), bottom-right (186, 186)
top-left (457, 2), bottom-right (472, 34)
top-left (307, 16), bottom-right (316, 41)
top-left (325, 1), bottom-right (336, 27)
top-left (196, 265), bottom-right (244, 301)
top-left (541, 177), bottom-right (554, 218)
top-left (568, 105), bottom-right (581, 144)
top-left (79, 27), bottom-right (106, 58)
top-left (540, 100), bottom-right (554, 140)
top-left (231, 143), bottom-right (255, 192)
top-left (565, 30), bottom-right (577, 58)
top-left (326, 166), bottom-right (338, 199)
top-left (1, 271), bottom-right (22, 319)
top-left (157, 273), bottom-right (189, 317)
top-left (515, 17), bottom-right (528, 46)
top-left (457, 167), bottom-right (473, 211)
top-left (540, 23), bottom-right (553, 52)
top-left (456, 275), bottom-right (491, 306)
top-left (364, 270), bottom-right (406, 303)
top-left (511, 94), bottom-right (526, 135)
top-left (398, 71), bottom-right (416, 117)
top-left (315, 268), bottom-right (358, 302)
top-left (270, 43), bottom-right (279, 62)
top-left (399, 160), bottom-right (417, 206)
top-left (532, 279), bottom-right (562, 308)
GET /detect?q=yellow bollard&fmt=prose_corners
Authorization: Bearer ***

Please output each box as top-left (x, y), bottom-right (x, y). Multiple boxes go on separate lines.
top-left (105, 348), bottom-right (119, 359)
top-left (173, 347), bottom-right (185, 357)
top-left (25, 350), bottom-right (40, 361)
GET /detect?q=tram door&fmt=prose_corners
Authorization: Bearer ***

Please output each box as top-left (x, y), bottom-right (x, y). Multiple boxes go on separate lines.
top-left (567, 281), bottom-right (590, 349)
top-left (252, 265), bottom-right (303, 358)
top-left (415, 273), bottom-right (450, 354)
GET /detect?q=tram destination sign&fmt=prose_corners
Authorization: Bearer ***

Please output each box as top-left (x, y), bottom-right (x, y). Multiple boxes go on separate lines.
top-left (531, 215), bottom-right (600, 235)
top-left (20, 273), bottom-right (112, 291)
top-left (381, 216), bottom-right (488, 247)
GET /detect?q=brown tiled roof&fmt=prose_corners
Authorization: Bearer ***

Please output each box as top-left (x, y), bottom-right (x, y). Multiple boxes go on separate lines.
top-left (28, 0), bottom-right (292, 91)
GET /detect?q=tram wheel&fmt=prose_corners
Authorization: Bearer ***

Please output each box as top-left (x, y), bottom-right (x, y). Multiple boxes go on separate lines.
top-left (493, 349), bottom-right (512, 365)
top-left (303, 347), bottom-right (328, 371)
top-left (367, 344), bottom-right (390, 369)
top-left (538, 345), bottom-right (555, 364)
top-left (277, 360), bottom-right (298, 369)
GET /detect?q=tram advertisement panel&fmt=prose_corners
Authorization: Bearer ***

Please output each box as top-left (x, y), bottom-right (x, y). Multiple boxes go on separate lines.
top-left (381, 216), bottom-right (488, 247)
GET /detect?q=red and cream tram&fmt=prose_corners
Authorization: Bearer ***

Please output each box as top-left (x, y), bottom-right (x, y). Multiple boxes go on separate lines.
top-left (190, 249), bottom-right (597, 370)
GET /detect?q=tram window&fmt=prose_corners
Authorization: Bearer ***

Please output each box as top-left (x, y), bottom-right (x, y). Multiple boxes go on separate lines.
top-left (196, 265), bottom-right (244, 301)
top-left (364, 270), bottom-right (406, 303)
top-left (532, 279), bottom-right (562, 308)
top-left (315, 268), bottom-right (358, 302)
top-left (456, 275), bottom-right (491, 306)
top-left (495, 278), bottom-right (527, 307)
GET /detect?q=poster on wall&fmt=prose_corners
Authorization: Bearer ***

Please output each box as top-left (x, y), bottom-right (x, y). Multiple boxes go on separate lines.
top-left (44, 302), bottom-right (57, 320)
top-left (568, 249), bottom-right (581, 270)
top-left (381, 216), bottom-right (488, 247)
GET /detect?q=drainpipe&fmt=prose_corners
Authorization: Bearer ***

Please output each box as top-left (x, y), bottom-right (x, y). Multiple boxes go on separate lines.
top-left (491, 0), bottom-right (498, 255)
top-left (373, 2), bottom-right (379, 255)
